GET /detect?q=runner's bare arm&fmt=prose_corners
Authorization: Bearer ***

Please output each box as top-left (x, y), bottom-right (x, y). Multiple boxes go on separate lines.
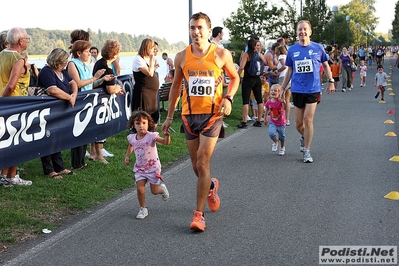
top-left (161, 50), bottom-right (184, 135)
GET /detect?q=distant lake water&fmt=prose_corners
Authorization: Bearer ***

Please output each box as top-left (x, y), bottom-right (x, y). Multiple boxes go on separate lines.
top-left (30, 54), bottom-right (176, 85)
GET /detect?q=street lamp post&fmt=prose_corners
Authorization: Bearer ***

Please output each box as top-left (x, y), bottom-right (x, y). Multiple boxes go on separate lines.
top-left (346, 15), bottom-right (351, 46)
top-left (189, 0), bottom-right (192, 44)
top-left (332, 6), bottom-right (338, 45)
top-left (362, 27), bottom-right (367, 48)
top-left (300, 0), bottom-right (303, 20)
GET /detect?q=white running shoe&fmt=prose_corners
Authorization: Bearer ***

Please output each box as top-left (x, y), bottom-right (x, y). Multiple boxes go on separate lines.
top-left (272, 142), bottom-right (278, 152)
top-left (136, 207), bottom-right (148, 219)
top-left (101, 148), bottom-right (114, 157)
top-left (0, 175), bottom-right (13, 187)
top-left (303, 150), bottom-right (313, 163)
top-left (160, 183), bottom-right (169, 201)
top-left (6, 175), bottom-right (32, 186)
top-left (279, 147), bottom-right (286, 156)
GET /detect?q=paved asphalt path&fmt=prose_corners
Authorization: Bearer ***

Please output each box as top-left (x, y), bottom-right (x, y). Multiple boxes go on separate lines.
top-left (2, 59), bottom-right (399, 266)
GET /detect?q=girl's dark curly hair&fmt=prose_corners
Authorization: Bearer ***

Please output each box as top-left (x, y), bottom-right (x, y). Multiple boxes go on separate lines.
top-left (127, 110), bottom-right (156, 133)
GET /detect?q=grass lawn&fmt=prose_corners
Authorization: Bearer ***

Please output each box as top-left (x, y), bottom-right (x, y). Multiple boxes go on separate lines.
top-left (0, 86), bottom-right (246, 252)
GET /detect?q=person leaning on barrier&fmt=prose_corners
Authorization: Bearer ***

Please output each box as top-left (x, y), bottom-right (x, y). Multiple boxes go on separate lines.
top-left (37, 48), bottom-right (78, 179)
top-left (0, 27), bottom-right (33, 186)
top-left (67, 40), bottom-right (112, 169)
top-left (92, 39), bottom-right (123, 164)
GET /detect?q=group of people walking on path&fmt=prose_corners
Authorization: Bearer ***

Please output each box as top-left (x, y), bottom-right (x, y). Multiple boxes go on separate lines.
top-left (236, 20), bottom-right (335, 164)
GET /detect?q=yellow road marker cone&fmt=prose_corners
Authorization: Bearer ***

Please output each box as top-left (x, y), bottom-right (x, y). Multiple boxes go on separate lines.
top-left (384, 120), bottom-right (394, 124)
top-left (390, 92), bottom-right (395, 96)
top-left (384, 191), bottom-right (399, 200)
top-left (388, 87), bottom-right (393, 91)
top-left (389, 156), bottom-right (399, 162)
top-left (379, 100), bottom-right (386, 104)
top-left (385, 132), bottom-right (397, 136)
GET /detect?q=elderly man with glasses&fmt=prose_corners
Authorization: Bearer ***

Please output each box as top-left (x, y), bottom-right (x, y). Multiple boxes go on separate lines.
top-left (0, 27), bottom-right (33, 186)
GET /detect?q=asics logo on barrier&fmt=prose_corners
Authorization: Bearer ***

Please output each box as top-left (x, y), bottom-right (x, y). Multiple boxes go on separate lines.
top-left (0, 108), bottom-right (51, 149)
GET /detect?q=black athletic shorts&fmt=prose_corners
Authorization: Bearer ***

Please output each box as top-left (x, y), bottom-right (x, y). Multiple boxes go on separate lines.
top-left (292, 92), bottom-right (321, 108)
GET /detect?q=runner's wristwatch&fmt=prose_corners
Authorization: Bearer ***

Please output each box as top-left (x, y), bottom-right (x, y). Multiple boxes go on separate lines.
top-left (328, 78), bottom-right (335, 83)
top-left (224, 95), bottom-right (234, 104)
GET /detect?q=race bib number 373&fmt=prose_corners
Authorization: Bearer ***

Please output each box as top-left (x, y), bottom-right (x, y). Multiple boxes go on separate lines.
top-left (188, 77), bottom-right (215, 96)
top-left (295, 59), bottom-right (313, 73)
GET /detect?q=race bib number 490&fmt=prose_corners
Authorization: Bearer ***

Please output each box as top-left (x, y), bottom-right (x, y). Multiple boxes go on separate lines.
top-left (295, 59), bottom-right (313, 73)
top-left (188, 77), bottom-right (215, 96)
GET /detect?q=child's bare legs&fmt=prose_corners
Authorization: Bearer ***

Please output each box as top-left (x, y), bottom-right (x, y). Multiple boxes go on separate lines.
top-left (252, 107), bottom-right (258, 119)
top-left (375, 88), bottom-right (383, 99)
top-left (150, 183), bottom-right (165, 195)
top-left (280, 141), bottom-right (285, 151)
top-left (360, 75), bottom-right (365, 86)
top-left (137, 180), bottom-right (147, 207)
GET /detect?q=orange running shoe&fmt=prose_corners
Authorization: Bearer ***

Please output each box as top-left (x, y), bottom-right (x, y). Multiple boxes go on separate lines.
top-left (207, 178), bottom-right (220, 212)
top-left (190, 210), bottom-right (206, 231)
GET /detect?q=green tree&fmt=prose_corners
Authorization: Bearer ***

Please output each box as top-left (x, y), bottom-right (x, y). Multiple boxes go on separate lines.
top-left (337, 0), bottom-right (378, 47)
top-left (392, 0), bottom-right (399, 43)
top-left (302, 0), bottom-right (332, 43)
top-left (20, 28), bottom-right (184, 56)
top-left (223, 0), bottom-right (284, 53)
top-left (277, 0), bottom-right (299, 45)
